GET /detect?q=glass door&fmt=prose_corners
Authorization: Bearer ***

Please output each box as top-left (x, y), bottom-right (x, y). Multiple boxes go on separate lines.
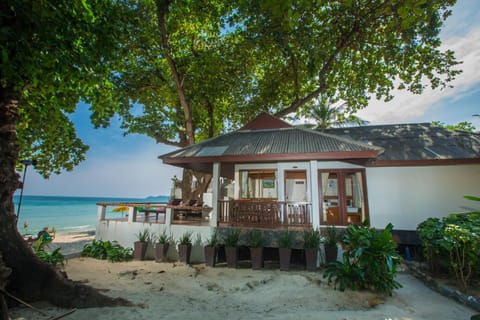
top-left (319, 170), bottom-right (368, 226)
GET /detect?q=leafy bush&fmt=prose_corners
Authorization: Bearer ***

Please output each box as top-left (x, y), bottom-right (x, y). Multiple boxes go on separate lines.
top-left (82, 239), bottom-right (133, 262)
top-left (303, 228), bottom-right (321, 249)
top-left (323, 223), bottom-right (402, 295)
top-left (223, 229), bottom-right (241, 247)
top-left (178, 231), bottom-right (193, 245)
top-left (205, 230), bottom-right (218, 247)
top-left (157, 230), bottom-right (172, 244)
top-left (36, 248), bottom-right (65, 267)
top-left (248, 229), bottom-right (265, 248)
top-left (136, 229), bottom-right (153, 242)
top-left (278, 230), bottom-right (294, 248)
top-left (417, 198), bottom-right (480, 292)
top-left (324, 225), bottom-right (341, 246)
top-left (32, 237), bottom-right (65, 268)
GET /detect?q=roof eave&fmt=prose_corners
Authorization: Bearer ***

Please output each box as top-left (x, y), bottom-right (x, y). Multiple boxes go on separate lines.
top-left (366, 158), bottom-right (480, 167)
top-left (162, 151), bottom-right (380, 165)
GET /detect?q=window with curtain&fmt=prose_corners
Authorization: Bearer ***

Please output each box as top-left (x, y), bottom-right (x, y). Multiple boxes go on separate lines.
top-left (239, 170), bottom-right (277, 199)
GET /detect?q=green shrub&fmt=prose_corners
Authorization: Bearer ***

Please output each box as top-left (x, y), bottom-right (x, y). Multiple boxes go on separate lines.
top-left (82, 239), bottom-right (133, 262)
top-left (417, 202), bottom-right (480, 292)
top-left (136, 229), bottom-right (153, 242)
top-left (417, 217), bottom-right (450, 272)
top-left (36, 248), bottom-right (65, 267)
top-left (303, 228), bottom-right (321, 249)
top-left (223, 229), bottom-right (241, 247)
top-left (178, 231), bottom-right (193, 245)
top-left (323, 223), bottom-right (402, 295)
top-left (32, 237), bottom-right (65, 268)
top-left (278, 230), bottom-right (294, 248)
top-left (248, 229), bottom-right (265, 248)
top-left (205, 230), bottom-right (218, 247)
top-left (324, 225), bottom-right (340, 246)
top-left (157, 230), bottom-right (172, 244)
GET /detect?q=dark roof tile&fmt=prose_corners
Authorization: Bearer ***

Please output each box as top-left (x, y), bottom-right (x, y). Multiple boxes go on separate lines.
top-left (324, 123), bottom-right (480, 161)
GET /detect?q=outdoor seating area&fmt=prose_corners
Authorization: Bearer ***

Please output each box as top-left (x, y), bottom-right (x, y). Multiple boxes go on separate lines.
top-left (170, 199), bottom-right (207, 222)
top-left (97, 199), bottom-right (212, 226)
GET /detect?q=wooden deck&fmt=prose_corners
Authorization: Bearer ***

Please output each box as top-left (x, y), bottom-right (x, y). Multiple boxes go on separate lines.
top-left (98, 200), bottom-right (312, 229)
top-left (218, 200), bottom-right (312, 229)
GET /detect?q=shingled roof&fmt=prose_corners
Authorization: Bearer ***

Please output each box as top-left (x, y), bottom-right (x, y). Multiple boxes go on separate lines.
top-left (161, 127), bottom-right (382, 162)
top-left (160, 113), bottom-right (382, 172)
top-left (160, 114), bottom-right (480, 173)
top-left (324, 123), bottom-right (480, 165)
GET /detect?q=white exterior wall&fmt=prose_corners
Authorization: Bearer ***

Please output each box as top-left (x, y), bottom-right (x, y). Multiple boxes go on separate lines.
top-left (96, 210), bottom-right (213, 263)
top-left (366, 164), bottom-right (480, 230)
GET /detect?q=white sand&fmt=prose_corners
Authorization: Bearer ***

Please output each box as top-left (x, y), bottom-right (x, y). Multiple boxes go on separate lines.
top-left (9, 257), bottom-right (475, 320)
top-left (48, 230), bottom-right (95, 256)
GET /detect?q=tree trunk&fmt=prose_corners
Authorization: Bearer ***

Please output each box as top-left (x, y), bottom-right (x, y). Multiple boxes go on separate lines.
top-left (156, 0), bottom-right (195, 146)
top-left (0, 87), bottom-right (133, 309)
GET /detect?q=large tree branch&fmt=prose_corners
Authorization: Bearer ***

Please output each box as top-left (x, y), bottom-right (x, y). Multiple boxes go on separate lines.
top-left (155, 0), bottom-right (194, 145)
top-left (153, 134), bottom-right (185, 148)
top-left (274, 6), bottom-right (376, 118)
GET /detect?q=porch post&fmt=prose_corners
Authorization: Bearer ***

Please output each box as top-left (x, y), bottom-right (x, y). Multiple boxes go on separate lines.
top-left (97, 205), bottom-right (106, 222)
top-left (127, 206), bottom-right (137, 223)
top-left (165, 207), bottom-right (172, 226)
top-left (310, 160), bottom-right (320, 228)
top-left (210, 162), bottom-right (220, 227)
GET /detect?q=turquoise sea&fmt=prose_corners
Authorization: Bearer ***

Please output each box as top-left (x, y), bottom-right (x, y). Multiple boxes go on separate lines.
top-left (13, 195), bottom-right (169, 235)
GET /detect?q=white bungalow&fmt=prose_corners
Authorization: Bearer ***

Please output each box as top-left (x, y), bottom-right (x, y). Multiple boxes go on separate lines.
top-left (95, 113), bottom-right (480, 260)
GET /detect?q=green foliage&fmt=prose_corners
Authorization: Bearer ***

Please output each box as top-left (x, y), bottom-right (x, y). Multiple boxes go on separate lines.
top-left (323, 223), bottom-right (402, 295)
top-left (136, 229), bottom-right (153, 243)
top-left (81, 239), bottom-right (133, 262)
top-left (2, 0), bottom-right (137, 177)
top-left (303, 228), bottom-right (321, 249)
top-left (36, 248), bottom-right (65, 268)
top-left (178, 231), bottom-right (193, 245)
top-left (4, 0), bottom-right (461, 178)
top-left (304, 100), bottom-right (368, 130)
top-left (432, 121), bottom-right (477, 133)
top-left (417, 217), bottom-right (447, 270)
top-left (278, 230), bottom-right (294, 248)
top-left (248, 229), bottom-right (265, 248)
top-left (223, 229), bottom-right (241, 247)
top-left (324, 225), bottom-right (341, 246)
top-left (417, 201), bottom-right (480, 292)
top-left (157, 230), bottom-right (172, 244)
top-left (32, 237), bottom-right (65, 268)
top-left (205, 230), bottom-right (218, 247)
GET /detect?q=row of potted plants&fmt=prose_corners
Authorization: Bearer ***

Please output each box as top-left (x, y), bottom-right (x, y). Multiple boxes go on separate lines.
top-left (217, 226), bottom-right (341, 271)
top-left (134, 229), bottom-right (200, 264)
top-left (134, 226), bottom-right (342, 270)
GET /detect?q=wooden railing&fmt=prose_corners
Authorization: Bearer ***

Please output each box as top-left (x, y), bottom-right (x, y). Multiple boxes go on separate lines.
top-left (218, 199), bottom-right (312, 229)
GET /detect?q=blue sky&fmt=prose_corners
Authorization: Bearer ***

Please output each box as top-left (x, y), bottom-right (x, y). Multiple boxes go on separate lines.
top-left (21, 0), bottom-right (480, 198)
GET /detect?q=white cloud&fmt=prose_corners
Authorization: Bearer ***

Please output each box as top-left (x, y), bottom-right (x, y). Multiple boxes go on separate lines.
top-left (358, 23), bottom-right (480, 124)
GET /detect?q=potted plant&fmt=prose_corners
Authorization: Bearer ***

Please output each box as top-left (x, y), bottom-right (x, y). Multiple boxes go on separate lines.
top-left (155, 230), bottom-right (172, 263)
top-left (204, 230), bottom-right (218, 267)
top-left (278, 230), bottom-right (294, 271)
top-left (177, 231), bottom-right (193, 264)
top-left (248, 229), bottom-right (265, 270)
top-left (134, 229), bottom-right (151, 261)
top-left (303, 228), bottom-right (320, 271)
top-left (324, 225), bottom-right (339, 263)
top-left (223, 229), bottom-right (241, 268)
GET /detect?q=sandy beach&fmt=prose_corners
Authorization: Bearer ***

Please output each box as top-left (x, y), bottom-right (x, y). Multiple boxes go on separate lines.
top-left (8, 232), bottom-right (476, 320)
top-left (48, 230), bottom-right (96, 256)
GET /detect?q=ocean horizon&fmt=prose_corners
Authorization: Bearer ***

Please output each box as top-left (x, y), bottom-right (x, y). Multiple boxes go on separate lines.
top-left (13, 195), bottom-right (170, 236)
